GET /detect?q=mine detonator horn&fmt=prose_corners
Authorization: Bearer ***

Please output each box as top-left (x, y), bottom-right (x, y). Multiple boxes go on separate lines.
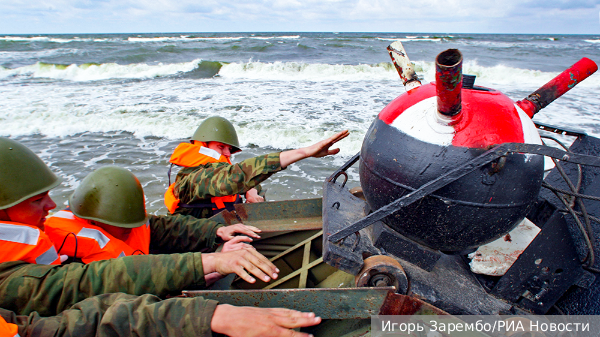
top-left (387, 41), bottom-right (421, 91)
top-left (517, 57), bottom-right (598, 118)
top-left (435, 49), bottom-right (463, 117)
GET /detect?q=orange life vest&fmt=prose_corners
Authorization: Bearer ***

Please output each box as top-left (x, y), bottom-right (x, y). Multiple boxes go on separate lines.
top-left (0, 316), bottom-right (19, 337)
top-left (0, 221), bottom-right (60, 265)
top-left (164, 142), bottom-right (240, 214)
top-left (44, 210), bottom-right (151, 263)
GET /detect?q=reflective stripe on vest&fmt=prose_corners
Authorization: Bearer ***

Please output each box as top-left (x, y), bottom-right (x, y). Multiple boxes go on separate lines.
top-left (36, 245), bottom-right (60, 265)
top-left (44, 210), bottom-right (151, 263)
top-left (0, 223), bottom-right (39, 245)
top-left (165, 142), bottom-right (240, 213)
top-left (0, 316), bottom-right (19, 337)
top-left (77, 227), bottom-right (110, 249)
top-left (0, 221), bottom-right (60, 265)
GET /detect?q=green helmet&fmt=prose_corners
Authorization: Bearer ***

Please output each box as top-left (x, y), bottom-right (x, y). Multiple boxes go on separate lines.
top-left (0, 137), bottom-right (61, 210)
top-left (69, 166), bottom-right (147, 228)
top-left (192, 116), bottom-right (241, 153)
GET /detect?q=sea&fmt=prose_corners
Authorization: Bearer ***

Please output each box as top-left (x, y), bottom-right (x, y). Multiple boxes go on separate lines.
top-left (1, 32), bottom-right (599, 215)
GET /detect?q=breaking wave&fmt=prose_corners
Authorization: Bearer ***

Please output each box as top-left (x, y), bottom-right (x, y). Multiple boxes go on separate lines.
top-left (2, 59), bottom-right (599, 88)
top-left (0, 59), bottom-right (220, 81)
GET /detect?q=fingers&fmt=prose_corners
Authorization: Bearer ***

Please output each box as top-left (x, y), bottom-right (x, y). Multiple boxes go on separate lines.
top-left (211, 305), bottom-right (321, 337)
top-left (222, 235), bottom-right (253, 252)
top-left (327, 148), bottom-right (341, 155)
top-left (218, 223), bottom-right (262, 241)
top-left (231, 223), bottom-right (261, 239)
top-left (237, 248), bottom-right (279, 283)
top-left (328, 130), bottom-right (349, 144)
top-left (311, 130), bottom-right (349, 158)
top-left (217, 247), bottom-right (279, 284)
top-left (228, 235), bottom-right (254, 244)
top-left (268, 309), bottom-right (322, 329)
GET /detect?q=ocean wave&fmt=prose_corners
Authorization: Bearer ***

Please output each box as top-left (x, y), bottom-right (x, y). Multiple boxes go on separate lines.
top-left (248, 35), bottom-right (300, 40)
top-left (126, 35), bottom-right (299, 42)
top-left (0, 36), bottom-right (103, 43)
top-left (412, 60), bottom-right (600, 88)
top-left (4, 58), bottom-right (597, 87)
top-left (0, 59), bottom-right (215, 81)
top-left (128, 36), bottom-right (244, 42)
top-left (218, 61), bottom-right (397, 81)
top-left (585, 39), bottom-right (600, 44)
top-left (376, 36), bottom-right (443, 42)
top-left (217, 60), bottom-right (600, 87)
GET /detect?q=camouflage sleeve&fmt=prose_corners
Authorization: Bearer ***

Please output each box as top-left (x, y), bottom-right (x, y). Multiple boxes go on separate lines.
top-left (0, 252), bottom-right (206, 316)
top-left (2, 293), bottom-right (217, 337)
top-left (175, 152), bottom-right (283, 204)
top-left (149, 214), bottom-right (224, 253)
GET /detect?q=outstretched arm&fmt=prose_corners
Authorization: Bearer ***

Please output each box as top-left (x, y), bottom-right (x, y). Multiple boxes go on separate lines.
top-left (279, 130), bottom-right (349, 168)
top-left (3, 293), bottom-right (218, 337)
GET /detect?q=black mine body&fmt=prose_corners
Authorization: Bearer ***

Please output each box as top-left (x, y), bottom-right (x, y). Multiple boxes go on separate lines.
top-left (359, 118), bottom-right (545, 252)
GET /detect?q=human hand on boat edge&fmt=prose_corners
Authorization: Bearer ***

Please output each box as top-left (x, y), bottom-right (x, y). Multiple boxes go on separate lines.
top-left (280, 130), bottom-right (350, 168)
top-left (202, 244), bottom-right (279, 284)
top-left (211, 304), bottom-right (321, 337)
top-left (217, 223), bottom-right (261, 241)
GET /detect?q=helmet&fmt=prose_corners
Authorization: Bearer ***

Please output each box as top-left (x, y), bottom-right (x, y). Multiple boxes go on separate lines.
top-left (192, 116), bottom-right (241, 153)
top-left (0, 137), bottom-right (61, 210)
top-left (69, 166), bottom-right (147, 228)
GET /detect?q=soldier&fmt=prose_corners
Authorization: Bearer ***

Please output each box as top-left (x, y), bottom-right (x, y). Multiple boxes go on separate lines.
top-left (44, 166), bottom-right (259, 268)
top-left (165, 115), bottom-right (349, 218)
top-left (0, 137), bottom-right (321, 336)
top-left (0, 137), bottom-right (62, 265)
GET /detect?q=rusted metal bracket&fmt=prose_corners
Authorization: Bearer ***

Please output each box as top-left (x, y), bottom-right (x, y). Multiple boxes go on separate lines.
top-left (210, 198), bottom-right (323, 232)
top-left (183, 287), bottom-right (395, 319)
top-left (534, 121), bottom-right (586, 137)
top-left (326, 152), bottom-right (360, 188)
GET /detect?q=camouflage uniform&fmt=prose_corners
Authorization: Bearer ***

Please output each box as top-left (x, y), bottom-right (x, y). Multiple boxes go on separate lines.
top-left (173, 152), bottom-right (283, 218)
top-left (0, 213), bottom-right (224, 316)
top-left (1, 292), bottom-right (216, 336)
top-left (148, 213), bottom-right (223, 253)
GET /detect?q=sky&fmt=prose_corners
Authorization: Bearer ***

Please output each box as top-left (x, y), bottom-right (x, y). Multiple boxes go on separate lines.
top-left (1, 0), bottom-right (600, 35)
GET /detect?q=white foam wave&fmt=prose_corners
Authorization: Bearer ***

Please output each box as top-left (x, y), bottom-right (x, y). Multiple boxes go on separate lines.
top-left (249, 35), bottom-right (300, 40)
top-left (585, 39), bottom-right (600, 43)
top-left (0, 59), bottom-right (203, 81)
top-left (218, 60), bottom-right (600, 88)
top-left (126, 35), bottom-right (297, 42)
top-left (3, 58), bottom-right (599, 90)
top-left (376, 37), bottom-right (442, 42)
top-left (128, 36), bottom-right (244, 42)
top-left (410, 60), bottom-right (600, 89)
top-left (218, 61), bottom-right (396, 81)
top-left (0, 36), bottom-right (99, 43)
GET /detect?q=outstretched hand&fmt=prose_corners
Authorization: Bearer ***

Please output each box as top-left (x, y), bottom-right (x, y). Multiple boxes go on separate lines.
top-left (211, 304), bottom-right (321, 337)
top-left (304, 130), bottom-right (349, 158)
top-left (280, 130), bottom-right (350, 168)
